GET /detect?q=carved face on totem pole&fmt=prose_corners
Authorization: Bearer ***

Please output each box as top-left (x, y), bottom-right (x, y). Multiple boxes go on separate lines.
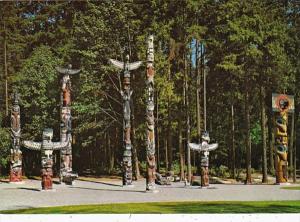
top-left (272, 93), bottom-right (295, 183)
top-left (121, 89), bottom-right (132, 129)
top-left (62, 75), bottom-right (71, 106)
top-left (11, 95), bottom-right (20, 134)
top-left (10, 92), bottom-right (23, 182)
top-left (275, 114), bottom-right (288, 162)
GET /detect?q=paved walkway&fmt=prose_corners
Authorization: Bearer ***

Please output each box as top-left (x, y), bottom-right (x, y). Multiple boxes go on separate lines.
top-left (0, 178), bottom-right (299, 211)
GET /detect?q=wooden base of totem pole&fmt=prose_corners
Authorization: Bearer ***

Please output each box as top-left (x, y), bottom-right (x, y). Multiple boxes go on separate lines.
top-left (275, 157), bottom-right (288, 184)
top-left (9, 170), bottom-right (22, 183)
top-left (201, 166), bottom-right (209, 187)
top-left (146, 156), bottom-right (158, 192)
top-left (41, 169), bottom-right (53, 190)
top-left (276, 161), bottom-right (288, 184)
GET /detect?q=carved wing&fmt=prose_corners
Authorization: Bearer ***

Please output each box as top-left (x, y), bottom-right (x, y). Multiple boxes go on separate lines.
top-left (53, 141), bottom-right (69, 150)
top-left (202, 143), bottom-right (219, 152)
top-left (109, 59), bottom-right (124, 70)
top-left (188, 143), bottom-right (201, 151)
top-left (128, 61), bottom-right (142, 71)
top-left (22, 141), bottom-right (41, 151)
top-left (56, 67), bottom-right (80, 75)
top-left (69, 69), bottom-right (81, 75)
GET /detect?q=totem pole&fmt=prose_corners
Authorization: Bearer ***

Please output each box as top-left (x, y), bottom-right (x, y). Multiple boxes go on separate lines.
top-left (188, 131), bottom-right (218, 187)
top-left (55, 65), bottom-right (80, 185)
top-left (145, 35), bottom-right (157, 192)
top-left (9, 93), bottom-right (22, 183)
top-left (272, 93), bottom-right (294, 184)
top-left (23, 128), bottom-right (69, 190)
top-left (109, 55), bottom-right (142, 186)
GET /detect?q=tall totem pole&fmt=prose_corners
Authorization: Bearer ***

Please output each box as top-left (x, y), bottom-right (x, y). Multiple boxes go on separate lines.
top-left (145, 35), bottom-right (157, 192)
top-left (272, 93), bottom-right (294, 184)
top-left (109, 55), bottom-right (142, 186)
top-left (23, 129), bottom-right (69, 190)
top-left (10, 93), bottom-right (22, 183)
top-left (189, 132), bottom-right (218, 187)
top-left (56, 65), bottom-right (80, 184)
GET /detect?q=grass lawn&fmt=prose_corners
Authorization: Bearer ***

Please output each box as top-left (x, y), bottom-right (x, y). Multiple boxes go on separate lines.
top-left (281, 186), bottom-right (300, 190)
top-left (1, 201), bottom-right (300, 214)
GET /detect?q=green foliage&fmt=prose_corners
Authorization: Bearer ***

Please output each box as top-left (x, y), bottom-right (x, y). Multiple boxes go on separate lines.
top-left (251, 121), bottom-right (262, 145)
top-left (210, 165), bottom-right (230, 178)
top-left (0, 127), bottom-right (10, 170)
top-left (14, 45), bottom-right (62, 139)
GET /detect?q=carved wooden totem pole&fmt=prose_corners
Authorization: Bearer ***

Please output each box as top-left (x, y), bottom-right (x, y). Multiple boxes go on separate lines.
top-left (56, 65), bottom-right (80, 184)
top-left (23, 128), bottom-right (69, 190)
top-left (272, 93), bottom-right (294, 184)
top-left (145, 35), bottom-right (157, 192)
top-left (9, 93), bottom-right (22, 183)
top-left (110, 55), bottom-right (142, 186)
top-left (189, 131), bottom-right (218, 187)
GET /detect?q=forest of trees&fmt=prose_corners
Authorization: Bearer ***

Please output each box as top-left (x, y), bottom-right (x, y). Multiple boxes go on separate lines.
top-left (0, 0), bottom-right (299, 183)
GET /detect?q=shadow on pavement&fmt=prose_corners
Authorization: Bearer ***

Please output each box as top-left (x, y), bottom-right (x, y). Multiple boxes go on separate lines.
top-left (76, 179), bottom-right (122, 187)
top-left (69, 186), bottom-right (146, 193)
top-left (18, 187), bottom-right (40, 192)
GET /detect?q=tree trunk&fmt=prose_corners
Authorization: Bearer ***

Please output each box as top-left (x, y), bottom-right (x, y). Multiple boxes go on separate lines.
top-left (179, 119), bottom-right (185, 180)
top-left (196, 40), bottom-right (201, 143)
top-left (289, 113), bottom-right (294, 180)
top-left (131, 119), bottom-right (140, 180)
top-left (167, 112), bottom-right (172, 172)
top-left (164, 138), bottom-right (168, 171)
top-left (184, 50), bottom-right (191, 183)
top-left (231, 104), bottom-right (236, 179)
top-left (156, 91), bottom-right (160, 173)
top-left (268, 109), bottom-right (275, 174)
top-left (156, 91), bottom-right (160, 172)
top-left (167, 64), bottom-right (172, 172)
top-left (4, 21), bottom-right (9, 117)
top-left (108, 129), bottom-right (115, 174)
top-left (260, 86), bottom-right (268, 183)
top-left (289, 113), bottom-right (294, 175)
top-left (196, 40), bottom-right (202, 175)
top-left (245, 84), bottom-right (252, 184)
top-left (293, 111), bottom-right (297, 182)
top-left (131, 73), bottom-right (140, 180)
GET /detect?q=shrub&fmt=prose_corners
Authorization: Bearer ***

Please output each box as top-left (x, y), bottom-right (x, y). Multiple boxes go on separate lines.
top-left (0, 127), bottom-right (11, 175)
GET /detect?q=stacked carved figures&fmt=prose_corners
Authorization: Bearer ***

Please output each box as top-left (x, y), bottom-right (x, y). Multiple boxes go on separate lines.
top-left (272, 94), bottom-right (294, 184)
top-left (9, 93), bottom-right (22, 183)
top-left (56, 65), bottom-right (80, 184)
top-left (188, 131), bottom-right (218, 187)
top-left (110, 55), bottom-right (142, 186)
top-left (23, 129), bottom-right (69, 190)
top-left (145, 35), bottom-right (157, 192)
top-left (274, 111), bottom-right (288, 183)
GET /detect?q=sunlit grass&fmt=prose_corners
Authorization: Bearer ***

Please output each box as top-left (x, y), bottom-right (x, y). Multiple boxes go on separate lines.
top-left (281, 186), bottom-right (300, 190)
top-left (1, 201), bottom-right (300, 214)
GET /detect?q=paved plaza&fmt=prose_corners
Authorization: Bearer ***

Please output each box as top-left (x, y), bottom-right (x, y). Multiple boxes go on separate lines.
top-left (0, 178), bottom-right (299, 211)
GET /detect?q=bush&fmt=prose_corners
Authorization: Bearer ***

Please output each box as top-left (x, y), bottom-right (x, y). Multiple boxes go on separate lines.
top-left (210, 165), bottom-right (230, 178)
top-left (0, 127), bottom-right (11, 175)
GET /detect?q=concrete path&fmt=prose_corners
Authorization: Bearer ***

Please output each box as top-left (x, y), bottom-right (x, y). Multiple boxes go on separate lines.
top-left (0, 178), bottom-right (299, 211)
